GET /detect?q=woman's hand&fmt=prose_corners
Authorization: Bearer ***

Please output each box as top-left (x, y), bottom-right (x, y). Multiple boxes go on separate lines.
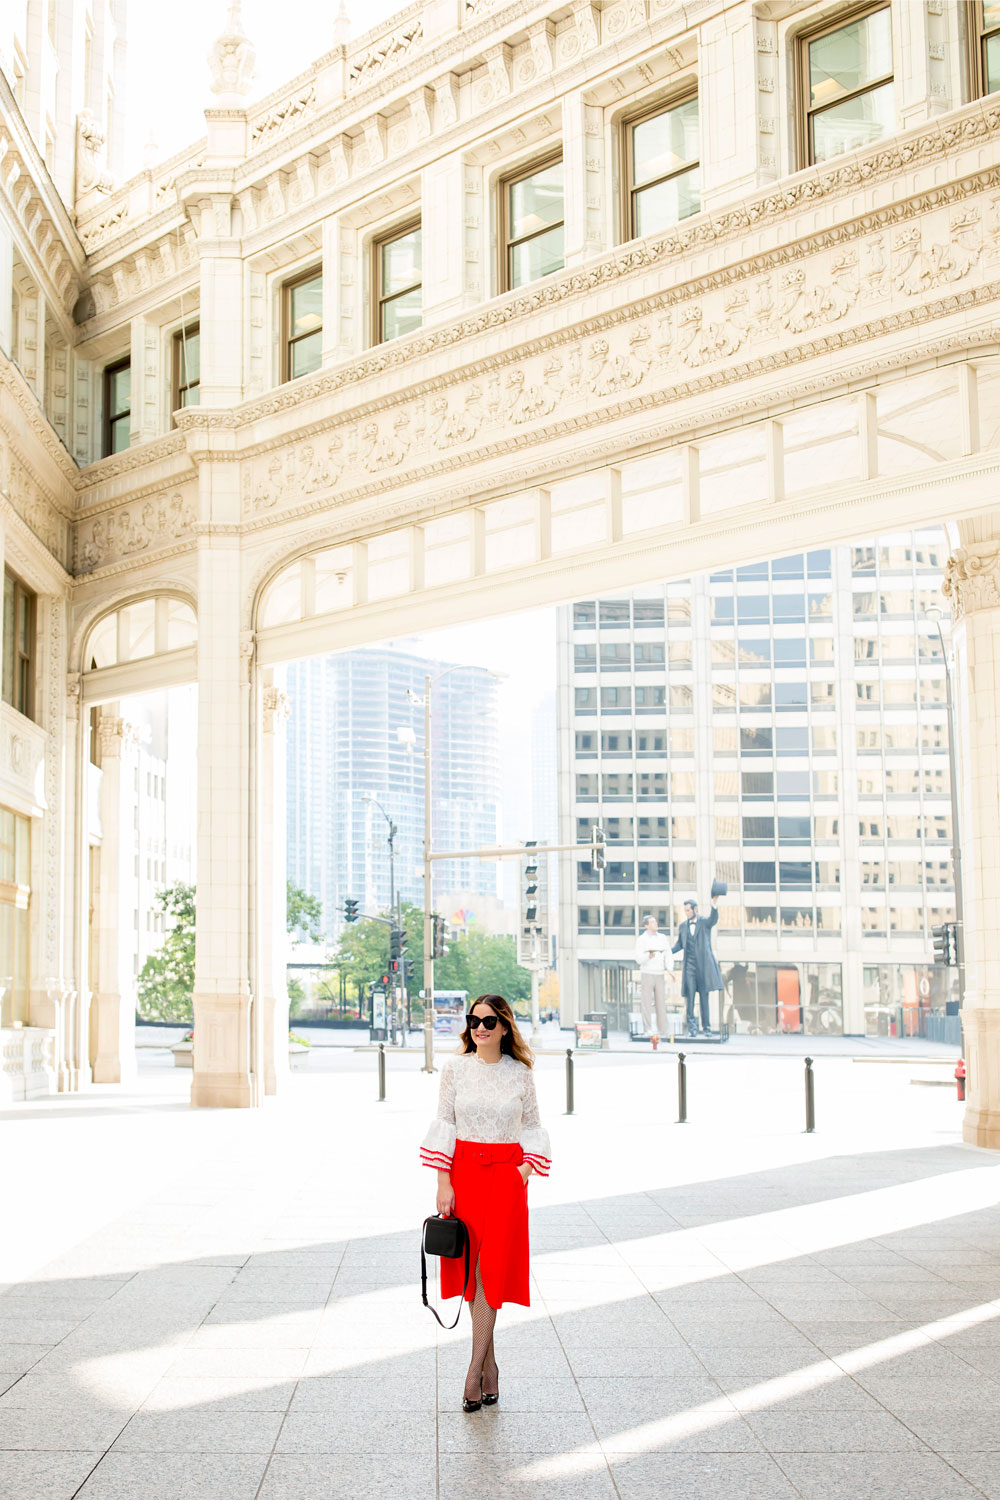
top-left (436, 1171), bottom-right (455, 1217)
top-left (517, 1163), bottom-right (532, 1186)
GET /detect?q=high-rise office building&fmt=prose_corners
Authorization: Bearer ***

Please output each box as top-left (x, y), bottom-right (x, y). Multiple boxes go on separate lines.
top-left (557, 531), bottom-right (956, 1038)
top-left (286, 648), bottom-right (500, 939)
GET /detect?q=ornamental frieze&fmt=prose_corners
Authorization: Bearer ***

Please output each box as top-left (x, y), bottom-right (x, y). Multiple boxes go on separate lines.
top-left (240, 192), bottom-right (999, 519)
top-left (74, 491), bottom-right (196, 574)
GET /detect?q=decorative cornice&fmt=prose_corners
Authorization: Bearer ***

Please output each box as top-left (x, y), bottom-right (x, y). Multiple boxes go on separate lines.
top-left (75, 431), bottom-right (189, 490)
top-left (943, 544), bottom-right (1000, 621)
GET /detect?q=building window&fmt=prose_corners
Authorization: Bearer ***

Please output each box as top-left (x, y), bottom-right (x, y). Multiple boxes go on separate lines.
top-left (103, 358), bottom-right (131, 455)
top-left (800, 5), bottom-right (893, 166)
top-left (624, 95), bottom-right (700, 240)
top-left (0, 808), bottom-right (30, 1028)
top-left (972, 2), bottom-right (1000, 94)
top-left (374, 222), bottom-right (422, 344)
top-left (282, 269), bottom-right (323, 381)
top-left (2, 571), bottom-right (35, 721)
top-left (172, 323), bottom-right (200, 415)
top-left (500, 154), bottom-right (564, 292)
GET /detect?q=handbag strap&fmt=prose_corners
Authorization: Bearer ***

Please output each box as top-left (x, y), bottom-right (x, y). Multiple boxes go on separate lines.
top-left (421, 1215), bottom-right (471, 1330)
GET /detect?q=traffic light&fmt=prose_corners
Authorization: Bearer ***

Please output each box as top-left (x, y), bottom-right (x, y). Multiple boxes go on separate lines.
top-left (524, 842), bottom-right (539, 924)
top-left (390, 925), bottom-right (402, 961)
top-left (431, 913), bottom-right (448, 959)
top-left (932, 923), bottom-right (952, 965)
top-left (344, 898), bottom-right (359, 924)
top-left (591, 826), bottom-right (606, 871)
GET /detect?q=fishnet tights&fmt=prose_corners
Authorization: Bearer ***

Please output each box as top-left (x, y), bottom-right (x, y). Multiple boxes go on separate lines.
top-left (463, 1260), bottom-right (499, 1402)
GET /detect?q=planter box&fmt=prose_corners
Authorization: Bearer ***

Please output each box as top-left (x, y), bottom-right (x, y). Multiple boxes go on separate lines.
top-left (171, 1043), bottom-right (193, 1069)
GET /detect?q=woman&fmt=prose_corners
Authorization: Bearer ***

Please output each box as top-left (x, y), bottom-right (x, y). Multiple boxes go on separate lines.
top-left (420, 993), bottom-right (551, 1412)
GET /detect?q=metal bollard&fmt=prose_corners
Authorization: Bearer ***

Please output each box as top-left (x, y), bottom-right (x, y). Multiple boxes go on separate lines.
top-left (377, 1042), bottom-right (386, 1102)
top-left (565, 1048), bottom-right (575, 1115)
top-left (677, 1051), bottom-right (688, 1124)
top-left (804, 1056), bottom-right (815, 1133)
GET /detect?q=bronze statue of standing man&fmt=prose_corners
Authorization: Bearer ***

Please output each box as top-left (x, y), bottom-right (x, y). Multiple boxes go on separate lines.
top-left (672, 892), bottom-right (724, 1037)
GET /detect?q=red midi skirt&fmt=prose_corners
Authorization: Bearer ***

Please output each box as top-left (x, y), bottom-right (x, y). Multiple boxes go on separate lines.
top-left (441, 1140), bottom-right (530, 1310)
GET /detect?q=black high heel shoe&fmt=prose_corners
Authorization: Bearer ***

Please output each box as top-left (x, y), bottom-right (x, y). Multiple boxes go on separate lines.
top-left (482, 1368), bottom-right (499, 1406)
top-left (462, 1383), bottom-right (483, 1413)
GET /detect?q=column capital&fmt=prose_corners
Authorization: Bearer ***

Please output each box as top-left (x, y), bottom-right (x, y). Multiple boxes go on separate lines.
top-left (262, 687), bottom-right (291, 732)
top-left (97, 715), bottom-right (144, 758)
top-left (942, 543), bottom-right (1000, 621)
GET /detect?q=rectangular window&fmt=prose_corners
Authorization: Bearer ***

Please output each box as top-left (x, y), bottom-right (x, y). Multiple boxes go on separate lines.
top-left (973, 1), bottom-right (1000, 96)
top-left (800, 5), bottom-right (894, 166)
top-left (625, 94), bottom-right (700, 240)
top-left (171, 323), bottom-right (200, 416)
top-left (103, 358), bottom-right (130, 455)
top-left (375, 221), bottom-right (422, 344)
top-left (2, 570), bottom-right (35, 721)
top-left (282, 268), bottom-right (323, 381)
top-left (501, 154), bottom-right (564, 292)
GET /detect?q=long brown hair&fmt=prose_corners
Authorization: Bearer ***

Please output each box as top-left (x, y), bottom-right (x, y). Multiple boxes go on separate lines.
top-left (459, 994), bottom-right (534, 1068)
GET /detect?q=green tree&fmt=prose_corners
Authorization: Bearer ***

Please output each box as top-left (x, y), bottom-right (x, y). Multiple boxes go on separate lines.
top-left (137, 882), bottom-right (196, 1023)
top-left (287, 881), bottom-right (324, 942)
top-left (332, 915), bottom-right (391, 992)
top-left (434, 928), bottom-right (531, 1008)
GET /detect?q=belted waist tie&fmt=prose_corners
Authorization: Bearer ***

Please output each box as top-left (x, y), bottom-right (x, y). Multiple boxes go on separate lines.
top-left (453, 1140), bottom-right (524, 1166)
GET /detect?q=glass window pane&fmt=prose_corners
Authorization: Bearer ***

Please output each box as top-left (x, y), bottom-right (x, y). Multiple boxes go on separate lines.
top-left (0, 902), bottom-right (13, 1025)
top-left (634, 166), bottom-right (700, 236)
top-left (16, 591), bottom-right (29, 654)
top-left (290, 329), bottom-right (322, 379)
top-left (984, 1), bottom-right (1000, 26)
top-left (808, 8), bottom-right (892, 108)
top-left (14, 813), bottom-right (29, 886)
top-left (0, 809), bottom-right (14, 883)
top-left (509, 162), bottom-right (563, 243)
top-left (180, 383), bottom-right (200, 408)
top-left (2, 575), bottom-right (13, 707)
top-left (381, 229), bottom-right (421, 296)
top-left (382, 287), bottom-right (422, 342)
top-left (289, 274), bottom-right (322, 337)
top-left (986, 32), bottom-right (1000, 93)
top-left (811, 81), bottom-right (894, 161)
top-left (108, 364), bottom-right (130, 417)
top-left (510, 225), bottom-right (564, 288)
top-left (632, 99), bottom-right (699, 187)
top-left (179, 330), bottom-right (200, 387)
top-left (110, 414), bottom-right (130, 453)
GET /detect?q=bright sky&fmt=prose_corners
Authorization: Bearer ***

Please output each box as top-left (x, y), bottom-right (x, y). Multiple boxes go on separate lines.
top-left (125, 0), bottom-right (404, 176)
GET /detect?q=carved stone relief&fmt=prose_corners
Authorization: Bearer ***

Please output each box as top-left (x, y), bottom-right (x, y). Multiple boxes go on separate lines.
top-left (74, 492), bottom-right (196, 575)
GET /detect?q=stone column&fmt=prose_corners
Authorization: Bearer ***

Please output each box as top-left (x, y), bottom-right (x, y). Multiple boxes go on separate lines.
top-left (561, 90), bottom-right (604, 269)
top-left (259, 679), bottom-right (290, 1095)
top-left (90, 714), bottom-right (141, 1085)
top-left (190, 477), bottom-right (256, 1107)
top-left (943, 541), bottom-right (1000, 1148)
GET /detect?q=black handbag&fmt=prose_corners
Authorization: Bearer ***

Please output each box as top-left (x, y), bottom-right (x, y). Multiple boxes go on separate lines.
top-left (420, 1213), bottom-right (471, 1329)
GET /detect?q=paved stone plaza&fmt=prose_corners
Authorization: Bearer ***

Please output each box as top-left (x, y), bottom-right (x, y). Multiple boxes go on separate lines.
top-left (1, 1050), bottom-right (999, 1499)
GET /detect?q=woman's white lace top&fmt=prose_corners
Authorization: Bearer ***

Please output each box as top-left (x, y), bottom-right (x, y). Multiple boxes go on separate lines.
top-left (420, 1053), bottom-right (552, 1176)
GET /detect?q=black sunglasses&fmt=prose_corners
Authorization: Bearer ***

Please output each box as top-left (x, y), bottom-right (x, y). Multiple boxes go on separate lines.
top-left (466, 1013), bottom-right (500, 1031)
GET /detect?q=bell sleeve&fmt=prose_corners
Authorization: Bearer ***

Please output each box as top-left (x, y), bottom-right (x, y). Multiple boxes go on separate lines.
top-left (519, 1067), bottom-right (552, 1177)
top-left (420, 1058), bottom-right (457, 1171)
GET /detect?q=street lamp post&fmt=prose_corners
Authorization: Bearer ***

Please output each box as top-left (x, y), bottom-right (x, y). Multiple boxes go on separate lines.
top-left (926, 605), bottom-right (965, 1011)
top-left (409, 665), bottom-right (503, 1073)
top-left (363, 793), bottom-right (402, 1040)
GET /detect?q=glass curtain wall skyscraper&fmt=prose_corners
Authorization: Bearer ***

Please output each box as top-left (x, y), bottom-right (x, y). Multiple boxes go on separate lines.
top-left (286, 648), bottom-right (500, 939)
top-left (557, 530), bottom-right (956, 1037)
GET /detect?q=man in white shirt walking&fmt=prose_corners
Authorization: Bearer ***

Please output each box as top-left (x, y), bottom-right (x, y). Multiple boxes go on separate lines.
top-left (633, 914), bottom-right (674, 1037)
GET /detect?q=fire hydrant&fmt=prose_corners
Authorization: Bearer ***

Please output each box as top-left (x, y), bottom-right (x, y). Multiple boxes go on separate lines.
top-left (651, 1033), bottom-right (659, 1051)
top-left (955, 1058), bottom-right (966, 1102)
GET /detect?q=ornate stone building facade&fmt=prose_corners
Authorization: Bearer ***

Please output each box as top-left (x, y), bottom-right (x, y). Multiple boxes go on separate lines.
top-left (3, 0), bottom-right (1000, 1142)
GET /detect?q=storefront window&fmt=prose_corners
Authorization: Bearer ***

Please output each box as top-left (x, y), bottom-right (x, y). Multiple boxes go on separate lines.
top-left (0, 808), bottom-right (30, 1027)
